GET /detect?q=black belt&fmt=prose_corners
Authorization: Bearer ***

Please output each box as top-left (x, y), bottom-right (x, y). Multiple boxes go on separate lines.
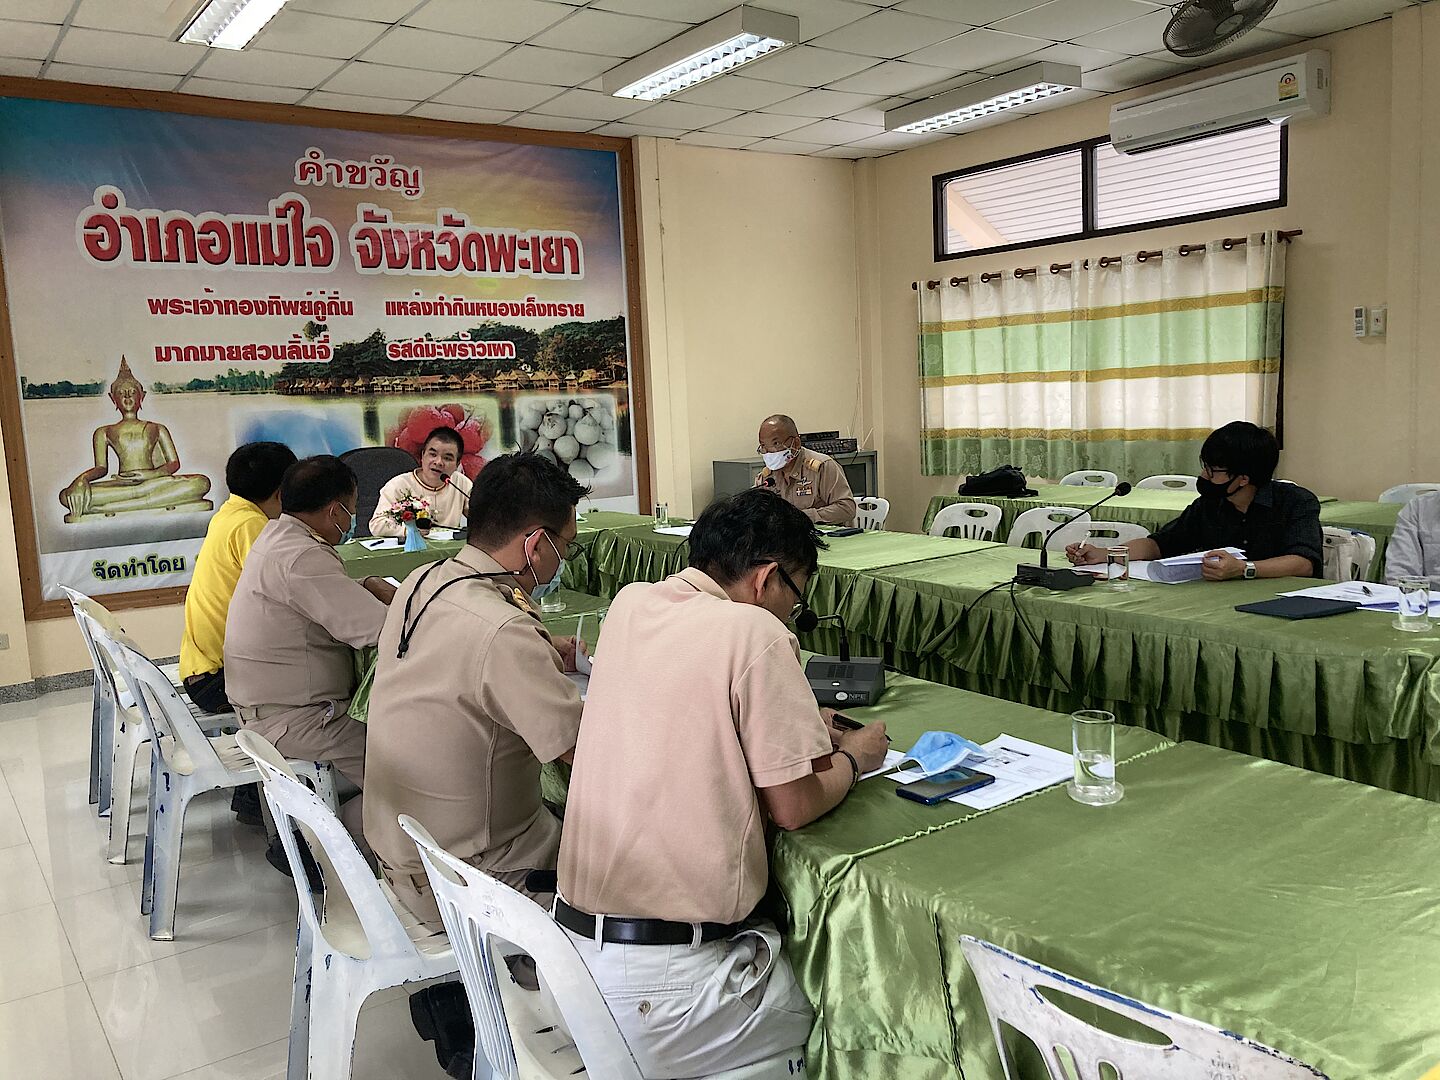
top-left (554, 897), bottom-right (744, 946)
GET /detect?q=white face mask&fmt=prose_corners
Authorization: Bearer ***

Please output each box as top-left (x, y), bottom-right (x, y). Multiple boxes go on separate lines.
top-left (762, 448), bottom-right (795, 471)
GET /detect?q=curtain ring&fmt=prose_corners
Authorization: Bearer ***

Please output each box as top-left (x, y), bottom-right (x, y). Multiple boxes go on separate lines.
top-left (1222, 238), bottom-right (1237, 251)
top-left (926, 279), bottom-right (941, 290)
top-left (949, 276), bottom-right (963, 287)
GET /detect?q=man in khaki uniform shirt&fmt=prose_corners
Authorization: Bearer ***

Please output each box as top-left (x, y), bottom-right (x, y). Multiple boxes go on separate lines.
top-left (364, 452), bottom-right (588, 932)
top-left (755, 413), bottom-right (856, 526)
top-left (558, 489), bottom-right (888, 1078)
top-left (225, 456), bottom-right (395, 838)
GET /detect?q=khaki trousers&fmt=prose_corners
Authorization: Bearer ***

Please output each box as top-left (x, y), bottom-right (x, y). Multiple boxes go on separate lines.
top-left (242, 701), bottom-right (367, 838)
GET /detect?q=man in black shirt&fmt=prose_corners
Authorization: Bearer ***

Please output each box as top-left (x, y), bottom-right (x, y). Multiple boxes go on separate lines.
top-left (1066, 421), bottom-right (1322, 581)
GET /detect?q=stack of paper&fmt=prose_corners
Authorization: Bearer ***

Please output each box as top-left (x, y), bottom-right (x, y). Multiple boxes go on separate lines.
top-left (654, 525), bottom-right (693, 537)
top-left (1144, 547), bottom-right (1245, 583)
top-left (1280, 581), bottom-right (1440, 614)
top-left (880, 734), bottom-right (1074, 810)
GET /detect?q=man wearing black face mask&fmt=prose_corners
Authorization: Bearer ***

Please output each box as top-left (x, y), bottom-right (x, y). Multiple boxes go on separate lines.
top-left (1066, 421), bottom-right (1322, 581)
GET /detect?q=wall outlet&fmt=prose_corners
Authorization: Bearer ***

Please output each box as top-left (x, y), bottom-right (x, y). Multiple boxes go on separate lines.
top-left (1369, 306), bottom-right (1388, 336)
top-left (1353, 307), bottom-right (1368, 338)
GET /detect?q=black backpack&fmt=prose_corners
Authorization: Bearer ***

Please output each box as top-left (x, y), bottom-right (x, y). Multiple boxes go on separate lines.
top-left (958, 465), bottom-right (1036, 497)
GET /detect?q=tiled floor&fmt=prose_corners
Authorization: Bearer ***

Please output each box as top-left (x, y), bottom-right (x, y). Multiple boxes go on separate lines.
top-left (0, 686), bottom-right (449, 1080)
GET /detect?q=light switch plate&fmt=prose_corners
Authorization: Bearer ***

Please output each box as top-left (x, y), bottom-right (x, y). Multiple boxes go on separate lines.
top-left (1369, 306), bottom-right (1388, 336)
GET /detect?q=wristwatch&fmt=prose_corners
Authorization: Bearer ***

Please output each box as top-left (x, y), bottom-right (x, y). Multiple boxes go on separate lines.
top-left (1243, 561), bottom-right (1257, 580)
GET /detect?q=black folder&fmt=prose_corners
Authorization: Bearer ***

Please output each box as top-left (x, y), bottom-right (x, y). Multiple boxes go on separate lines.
top-left (1234, 596), bottom-right (1360, 620)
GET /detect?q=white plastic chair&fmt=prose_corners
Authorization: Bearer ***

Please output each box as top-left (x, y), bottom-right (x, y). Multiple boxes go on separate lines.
top-left (930, 502), bottom-right (1004, 541)
top-left (236, 732), bottom-right (457, 1080)
top-left (1136, 474), bottom-right (1198, 492)
top-left (1322, 527), bottom-right (1377, 583)
top-left (58, 586), bottom-right (135, 820)
top-left (399, 816), bottom-right (806, 1080)
top-left (960, 936), bottom-right (1328, 1079)
top-left (97, 633), bottom-right (338, 941)
top-left (1058, 470), bottom-right (1117, 487)
top-left (1007, 506), bottom-right (1086, 552)
top-left (1075, 520), bottom-right (1150, 547)
top-left (1379, 482), bottom-right (1440, 504)
top-left (854, 496), bottom-right (889, 531)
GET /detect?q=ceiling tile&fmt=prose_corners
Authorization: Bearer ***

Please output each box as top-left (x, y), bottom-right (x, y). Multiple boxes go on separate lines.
top-left (434, 76), bottom-right (561, 110)
top-left (508, 113), bottom-right (602, 132)
top-left (71, 0), bottom-right (189, 37)
top-left (835, 95), bottom-right (913, 124)
top-left (760, 0), bottom-right (884, 40)
top-left (994, 0), bottom-right (1161, 41)
top-left (810, 10), bottom-right (971, 57)
top-left (289, 0), bottom-right (420, 18)
top-left (191, 48), bottom-right (345, 89)
top-left (1265, 0), bottom-right (1404, 36)
top-left (591, 120), bottom-right (688, 136)
top-left (590, 0), bottom-right (734, 18)
top-left (182, 79), bottom-right (309, 104)
top-left (405, 0), bottom-right (570, 41)
top-left (321, 61), bottom-right (459, 100)
top-left (360, 27), bottom-right (511, 73)
top-left (909, 70), bottom-right (990, 97)
top-left (530, 9), bottom-right (691, 55)
top-left (672, 75), bottom-right (806, 109)
top-left (904, 27), bottom-right (1051, 68)
top-left (0, 0), bottom-right (70, 23)
top-left (897, 0), bottom-right (1047, 23)
top-left (847, 128), bottom-right (932, 147)
top-left (254, 11), bottom-right (390, 59)
top-left (1071, 9), bottom-right (1173, 54)
top-left (706, 111), bottom-right (815, 136)
top-left (0, 57), bottom-right (40, 75)
top-left (625, 99), bottom-right (742, 126)
top-left (45, 63), bottom-right (182, 91)
top-left (530, 88), bottom-right (647, 120)
top-left (54, 28), bottom-right (206, 75)
top-left (678, 131), bottom-right (761, 147)
top-left (410, 102), bottom-right (518, 124)
top-left (1083, 55), bottom-right (1186, 92)
top-left (478, 45), bottom-right (621, 85)
top-left (303, 90), bottom-right (415, 114)
top-left (741, 45), bottom-right (878, 86)
top-left (1009, 41), bottom-right (1129, 71)
top-left (781, 117), bottom-right (883, 142)
top-left (0, 19), bottom-right (59, 59)
top-left (825, 58), bottom-right (955, 94)
top-left (749, 138), bottom-right (834, 154)
top-left (763, 87), bottom-right (879, 116)
top-left (813, 144), bottom-right (894, 156)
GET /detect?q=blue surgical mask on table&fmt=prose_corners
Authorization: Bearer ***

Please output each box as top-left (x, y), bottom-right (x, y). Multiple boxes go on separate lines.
top-left (901, 731), bottom-right (986, 776)
top-left (762, 448), bottom-right (795, 472)
top-left (528, 531), bottom-right (565, 599)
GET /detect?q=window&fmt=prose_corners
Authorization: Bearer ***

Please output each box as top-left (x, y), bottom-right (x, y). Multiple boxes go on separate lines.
top-left (933, 124), bottom-right (1287, 261)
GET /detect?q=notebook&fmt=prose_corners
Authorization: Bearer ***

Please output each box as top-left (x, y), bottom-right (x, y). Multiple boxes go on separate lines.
top-left (1234, 596), bottom-right (1360, 620)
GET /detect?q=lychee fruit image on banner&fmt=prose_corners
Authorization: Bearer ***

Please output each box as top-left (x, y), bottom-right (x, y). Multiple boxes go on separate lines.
top-left (386, 404), bottom-right (491, 480)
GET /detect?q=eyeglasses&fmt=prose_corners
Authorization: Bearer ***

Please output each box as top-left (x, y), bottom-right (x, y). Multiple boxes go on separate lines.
top-left (774, 564), bottom-right (818, 632)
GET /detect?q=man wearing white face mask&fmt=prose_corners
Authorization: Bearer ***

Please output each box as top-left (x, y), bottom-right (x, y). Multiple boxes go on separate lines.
top-left (754, 413), bottom-right (856, 526)
top-left (225, 455), bottom-right (395, 843)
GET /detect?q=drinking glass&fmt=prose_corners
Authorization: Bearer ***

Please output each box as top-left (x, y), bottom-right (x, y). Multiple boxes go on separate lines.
top-left (1068, 709), bottom-right (1124, 806)
top-left (653, 502), bottom-right (670, 528)
top-left (1394, 575), bottom-right (1432, 633)
top-left (1101, 546), bottom-right (1131, 591)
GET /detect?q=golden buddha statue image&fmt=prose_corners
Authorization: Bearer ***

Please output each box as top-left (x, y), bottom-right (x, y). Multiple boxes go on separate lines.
top-left (59, 357), bottom-right (212, 523)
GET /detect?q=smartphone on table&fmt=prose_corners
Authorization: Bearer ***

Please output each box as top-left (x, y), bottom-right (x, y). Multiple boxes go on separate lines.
top-left (895, 767), bottom-right (995, 805)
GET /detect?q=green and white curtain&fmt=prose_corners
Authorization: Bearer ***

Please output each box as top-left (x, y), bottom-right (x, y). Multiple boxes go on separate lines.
top-left (918, 229), bottom-right (1286, 481)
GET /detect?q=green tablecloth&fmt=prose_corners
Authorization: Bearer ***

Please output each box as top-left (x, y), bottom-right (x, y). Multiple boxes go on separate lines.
top-left (853, 544), bottom-right (1440, 797)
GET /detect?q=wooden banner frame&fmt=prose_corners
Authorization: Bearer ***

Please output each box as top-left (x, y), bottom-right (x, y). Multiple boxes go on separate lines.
top-left (0, 75), bottom-right (651, 621)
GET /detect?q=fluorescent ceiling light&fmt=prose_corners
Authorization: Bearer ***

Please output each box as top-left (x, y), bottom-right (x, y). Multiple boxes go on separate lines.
top-left (178, 0), bottom-right (290, 50)
top-left (885, 63), bottom-right (1083, 134)
top-left (602, 5), bottom-right (799, 101)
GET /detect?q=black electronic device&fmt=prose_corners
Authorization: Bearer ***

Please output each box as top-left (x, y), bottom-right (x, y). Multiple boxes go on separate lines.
top-left (805, 613), bottom-right (886, 707)
top-left (800, 431), bottom-right (859, 456)
top-left (1013, 482), bottom-right (1133, 591)
top-left (895, 767), bottom-right (996, 805)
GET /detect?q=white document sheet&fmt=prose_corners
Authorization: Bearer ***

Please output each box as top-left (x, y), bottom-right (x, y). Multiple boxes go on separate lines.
top-left (1142, 547), bottom-right (1246, 583)
top-left (653, 525), bottom-right (693, 537)
top-left (383, 577), bottom-right (401, 588)
top-left (1280, 581), bottom-right (1440, 613)
top-left (885, 734), bottom-right (1073, 809)
top-left (359, 537), bottom-right (401, 550)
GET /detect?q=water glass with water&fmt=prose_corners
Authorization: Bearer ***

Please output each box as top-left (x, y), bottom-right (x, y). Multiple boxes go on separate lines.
top-left (1101, 545), bottom-right (1131, 591)
top-left (1068, 709), bottom-right (1124, 806)
top-left (1394, 575), bottom-right (1432, 633)
top-left (653, 502), bottom-right (669, 528)
top-left (539, 591), bottom-right (566, 613)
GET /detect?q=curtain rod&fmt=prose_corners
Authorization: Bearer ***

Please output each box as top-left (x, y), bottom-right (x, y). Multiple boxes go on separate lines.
top-left (911, 229), bottom-right (1303, 290)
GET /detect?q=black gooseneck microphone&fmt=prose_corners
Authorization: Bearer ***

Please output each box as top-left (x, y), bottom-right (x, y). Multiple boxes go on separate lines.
top-left (1014, 481), bottom-right (1133, 590)
top-left (812, 612), bottom-right (851, 661)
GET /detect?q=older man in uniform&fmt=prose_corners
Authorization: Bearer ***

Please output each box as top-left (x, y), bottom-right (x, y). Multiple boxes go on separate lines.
top-left (754, 413), bottom-right (856, 526)
top-left (363, 452), bottom-right (587, 1077)
top-left (225, 455), bottom-right (395, 841)
top-left (557, 488), bottom-right (888, 1078)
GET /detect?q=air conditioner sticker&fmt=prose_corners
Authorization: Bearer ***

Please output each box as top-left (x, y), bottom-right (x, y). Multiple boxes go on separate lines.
top-left (1278, 72), bottom-right (1298, 101)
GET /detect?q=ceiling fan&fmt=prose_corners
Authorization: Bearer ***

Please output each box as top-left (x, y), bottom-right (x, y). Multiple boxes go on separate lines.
top-left (1164, 0), bottom-right (1279, 57)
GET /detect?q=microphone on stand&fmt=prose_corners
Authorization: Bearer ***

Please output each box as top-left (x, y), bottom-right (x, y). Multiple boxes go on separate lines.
top-left (1014, 482), bottom-right (1133, 591)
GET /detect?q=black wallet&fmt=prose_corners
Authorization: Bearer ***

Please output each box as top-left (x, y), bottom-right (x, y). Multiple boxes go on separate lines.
top-left (1234, 596), bottom-right (1360, 620)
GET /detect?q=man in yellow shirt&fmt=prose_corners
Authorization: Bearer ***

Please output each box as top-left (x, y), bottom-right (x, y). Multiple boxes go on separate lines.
top-left (180, 442), bottom-right (297, 714)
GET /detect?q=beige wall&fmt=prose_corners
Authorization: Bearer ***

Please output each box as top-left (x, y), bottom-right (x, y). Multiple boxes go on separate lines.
top-left (856, 15), bottom-right (1423, 532)
top-left (635, 138), bottom-right (862, 519)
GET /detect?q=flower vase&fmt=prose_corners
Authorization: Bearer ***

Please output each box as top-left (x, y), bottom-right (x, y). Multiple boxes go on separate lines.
top-left (403, 520), bottom-right (427, 552)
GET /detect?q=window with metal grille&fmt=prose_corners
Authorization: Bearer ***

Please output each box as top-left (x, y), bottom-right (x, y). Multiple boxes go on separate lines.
top-left (933, 124), bottom-right (1287, 261)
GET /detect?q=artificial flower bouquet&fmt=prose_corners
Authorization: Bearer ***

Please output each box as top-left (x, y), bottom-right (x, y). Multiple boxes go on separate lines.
top-left (383, 493), bottom-right (433, 531)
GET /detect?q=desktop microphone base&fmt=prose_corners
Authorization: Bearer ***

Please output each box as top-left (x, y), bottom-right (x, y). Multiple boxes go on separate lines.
top-left (1013, 564), bottom-right (1095, 591)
